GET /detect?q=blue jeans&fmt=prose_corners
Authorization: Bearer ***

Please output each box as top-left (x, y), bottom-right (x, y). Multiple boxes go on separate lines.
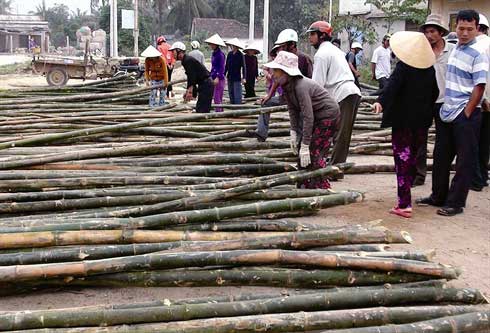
top-left (150, 80), bottom-right (166, 107)
top-left (228, 80), bottom-right (242, 104)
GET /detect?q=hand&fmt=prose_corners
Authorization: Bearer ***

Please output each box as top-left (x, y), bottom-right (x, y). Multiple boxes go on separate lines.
top-left (145, 81), bottom-right (150, 87)
top-left (372, 102), bottom-right (383, 114)
top-left (261, 94), bottom-right (272, 106)
top-left (464, 108), bottom-right (472, 119)
top-left (242, 79), bottom-right (246, 85)
top-left (290, 130), bottom-right (299, 155)
top-left (482, 99), bottom-right (490, 112)
top-left (299, 143), bottom-right (311, 168)
top-left (184, 90), bottom-right (193, 102)
top-left (213, 78), bottom-right (219, 86)
top-left (372, 75), bottom-right (376, 81)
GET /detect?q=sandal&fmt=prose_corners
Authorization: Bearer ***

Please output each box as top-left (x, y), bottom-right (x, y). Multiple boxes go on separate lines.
top-left (389, 206), bottom-right (412, 218)
top-left (437, 207), bottom-right (463, 216)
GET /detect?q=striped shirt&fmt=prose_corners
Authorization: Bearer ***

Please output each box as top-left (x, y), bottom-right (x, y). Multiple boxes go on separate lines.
top-left (440, 39), bottom-right (489, 122)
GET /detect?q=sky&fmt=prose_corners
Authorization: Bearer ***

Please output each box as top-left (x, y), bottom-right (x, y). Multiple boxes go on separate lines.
top-left (10, 0), bottom-right (91, 15)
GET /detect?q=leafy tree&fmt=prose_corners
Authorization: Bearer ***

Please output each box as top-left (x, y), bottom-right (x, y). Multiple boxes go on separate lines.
top-left (30, 0), bottom-right (48, 20)
top-left (0, 0), bottom-right (13, 14)
top-left (364, 0), bottom-right (428, 33)
top-left (333, 15), bottom-right (377, 46)
top-left (165, 0), bottom-right (215, 34)
top-left (99, 0), bottom-right (153, 56)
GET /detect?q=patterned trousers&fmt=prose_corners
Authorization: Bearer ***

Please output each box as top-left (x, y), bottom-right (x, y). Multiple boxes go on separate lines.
top-left (149, 80), bottom-right (166, 107)
top-left (392, 127), bottom-right (428, 209)
top-left (299, 118), bottom-right (339, 189)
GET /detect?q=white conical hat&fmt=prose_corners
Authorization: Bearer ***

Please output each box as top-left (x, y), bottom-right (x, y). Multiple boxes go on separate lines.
top-left (141, 45), bottom-right (162, 57)
top-left (244, 42), bottom-right (262, 54)
top-left (225, 38), bottom-right (245, 49)
top-left (390, 31), bottom-right (436, 69)
top-left (205, 34), bottom-right (226, 47)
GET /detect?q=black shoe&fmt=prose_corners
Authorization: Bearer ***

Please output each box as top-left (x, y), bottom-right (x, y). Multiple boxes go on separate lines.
top-left (437, 206), bottom-right (464, 216)
top-left (412, 179), bottom-right (425, 188)
top-left (470, 185), bottom-right (483, 192)
top-left (244, 129), bottom-right (266, 142)
top-left (416, 196), bottom-right (443, 207)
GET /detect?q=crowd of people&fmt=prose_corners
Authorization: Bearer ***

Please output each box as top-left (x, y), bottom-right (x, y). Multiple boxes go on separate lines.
top-left (140, 9), bottom-right (488, 219)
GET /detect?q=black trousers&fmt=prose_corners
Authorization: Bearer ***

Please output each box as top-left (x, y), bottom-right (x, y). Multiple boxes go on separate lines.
top-left (472, 111), bottom-right (490, 186)
top-left (431, 108), bottom-right (482, 208)
top-left (414, 103), bottom-right (442, 184)
top-left (244, 81), bottom-right (256, 98)
top-left (370, 77), bottom-right (389, 96)
top-left (166, 66), bottom-right (173, 96)
top-left (195, 78), bottom-right (214, 113)
top-left (331, 94), bottom-right (361, 164)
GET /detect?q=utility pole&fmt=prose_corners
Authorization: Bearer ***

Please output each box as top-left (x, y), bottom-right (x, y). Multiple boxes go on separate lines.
top-left (110, 0), bottom-right (119, 57)
top-left (262, 0), bottom-right (269, 63)
top-left (248, 0), bottom-right (255, 44)
top-left (329, 0), bottom-right (333, 22)
top-left (133, 0), bottom-right (139, 56)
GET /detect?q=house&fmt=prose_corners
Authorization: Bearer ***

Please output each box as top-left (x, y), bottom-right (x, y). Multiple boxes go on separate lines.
top-left (429, 0), bottom-right (490, 31)
top-left (337, 0), bottom-right (428, 61)
top-left (191, 18), bottom-right (263, 51)
top-left (0, 15), bottom-right (50, 53)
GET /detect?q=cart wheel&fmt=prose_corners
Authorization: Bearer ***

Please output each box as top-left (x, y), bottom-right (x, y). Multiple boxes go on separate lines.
top-left (46, 68), bottom-right (69, 86)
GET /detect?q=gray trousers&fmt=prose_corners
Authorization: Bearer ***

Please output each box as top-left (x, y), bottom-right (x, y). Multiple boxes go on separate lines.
top-left (255, 96), bottom-right (284, 140)
top-left (330, 94), bottom-right (361, 165)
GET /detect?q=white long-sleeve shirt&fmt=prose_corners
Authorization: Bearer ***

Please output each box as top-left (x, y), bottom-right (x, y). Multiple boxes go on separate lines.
top-left (312, 41), bottom-right (360, 103)
top-left (476, 34), bottom-right (490, 102)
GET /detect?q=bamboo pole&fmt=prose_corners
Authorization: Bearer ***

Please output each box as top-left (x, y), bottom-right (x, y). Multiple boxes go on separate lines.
top-left (321, 310), bottom-right (490, 333)
top-left (0, 249), bottom-right (460, 282)
top-left (0, 288), bottom-right (484, 330)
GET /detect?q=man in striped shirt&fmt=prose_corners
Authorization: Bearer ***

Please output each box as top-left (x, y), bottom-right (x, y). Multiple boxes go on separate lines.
top-left (417, 10), bottom-right (488, 216)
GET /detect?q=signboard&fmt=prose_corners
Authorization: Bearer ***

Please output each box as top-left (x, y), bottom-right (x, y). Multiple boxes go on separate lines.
top-left (339, 0), bottom-right (371, 15)
top-left (121, 9), bottom-right (135, 29)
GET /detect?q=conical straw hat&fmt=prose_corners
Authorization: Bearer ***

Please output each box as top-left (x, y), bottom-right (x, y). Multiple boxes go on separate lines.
top-left (244, 41), bottom-right (262, 54)
top-left (225, 38), bottom-right (245, 49)
top-left (390, 31), bottom-right (435, 69)
top-left (141, 45), bottom-right (162, 57)
top-left (205, 34), bottom-right (226, 47)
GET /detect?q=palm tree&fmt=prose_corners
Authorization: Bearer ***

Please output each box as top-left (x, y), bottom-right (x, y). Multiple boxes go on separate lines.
top-left (30, 0), bottom-right (47, 20)
top-left (0, 0), bottom-right (13, 15)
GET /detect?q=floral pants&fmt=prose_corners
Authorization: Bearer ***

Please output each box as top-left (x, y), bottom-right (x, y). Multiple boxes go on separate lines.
top-left (299, 118), bottom-right (339, 189)
top-left (149, 80), bottom-right (166, 107)
top-left (392, 128), bottom-right (428, 209)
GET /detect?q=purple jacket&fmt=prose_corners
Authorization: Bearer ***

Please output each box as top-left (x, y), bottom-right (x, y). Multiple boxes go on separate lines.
top-left (211, 48), bottom-right (226, 80)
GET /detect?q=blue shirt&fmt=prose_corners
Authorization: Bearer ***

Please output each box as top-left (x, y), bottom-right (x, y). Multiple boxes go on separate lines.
top-left (440, 39), bottom-right (488, 122)
top-left (225, 50), bottom-right (245, 82)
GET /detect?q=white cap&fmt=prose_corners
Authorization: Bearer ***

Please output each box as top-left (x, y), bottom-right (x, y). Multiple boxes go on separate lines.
top-left (480, 14), bottom-right (489, 28)
top-left (275, 29), bottom-right (298, 44)
top-left (169, 42), bottom-right (186, 51)
top-left (351, 41), bottom-right (363, 50)
top-left (190, 41), bottom-right (200, 49)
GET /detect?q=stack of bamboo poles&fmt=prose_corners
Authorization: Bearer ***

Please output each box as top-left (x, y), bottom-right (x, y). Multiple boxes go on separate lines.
top-left (0, 79), bottom-right (488, 332)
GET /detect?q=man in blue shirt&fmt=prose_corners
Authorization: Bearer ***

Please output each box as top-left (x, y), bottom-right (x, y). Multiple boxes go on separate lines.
top-left (417, 10), bottom-right (488, 216)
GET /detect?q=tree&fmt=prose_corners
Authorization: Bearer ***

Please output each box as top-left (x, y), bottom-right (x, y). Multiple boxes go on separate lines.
top-left (0, 0), bottom-right (13, 15)
top-left (333, 15), bottom-right (378, 46)
top-left (364, 0), bottom-right (428, 33)
top-left (165, 0), bottom-right (215, 34)
top-left (30, 0), bottom-right (47, 20)
top-left (99, 0), bottom-right (153, 56)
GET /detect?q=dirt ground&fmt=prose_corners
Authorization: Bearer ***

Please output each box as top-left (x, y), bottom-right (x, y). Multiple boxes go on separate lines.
top-left (1, 155), bottom-right (488, 311)
top-left (0, 73), bottom-right (488, 313)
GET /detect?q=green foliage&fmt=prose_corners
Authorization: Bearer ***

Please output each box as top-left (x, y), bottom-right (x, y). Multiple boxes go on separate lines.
top-left (0, 61), bottom-right (31, 75)
top-left (364, 0), bottom-right (428, 33)
top-left (99, 0), bottom-right (153, 56)
top-left (166, 0), bottom-right (215, 34)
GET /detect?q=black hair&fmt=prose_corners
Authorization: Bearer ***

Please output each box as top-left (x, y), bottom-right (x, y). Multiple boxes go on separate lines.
top-left (285, 41), bottom-right (297, 50)
top-left (456, 10), bottom-right (479, 26)
top-left (479, 25), bottom-right (489, 33)
top-left (332, 38), bottom-right (341, 46)
top-left (424, 24), bottom-right (446, 35)
top-left (311, 31), bottom-right (332, 43)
